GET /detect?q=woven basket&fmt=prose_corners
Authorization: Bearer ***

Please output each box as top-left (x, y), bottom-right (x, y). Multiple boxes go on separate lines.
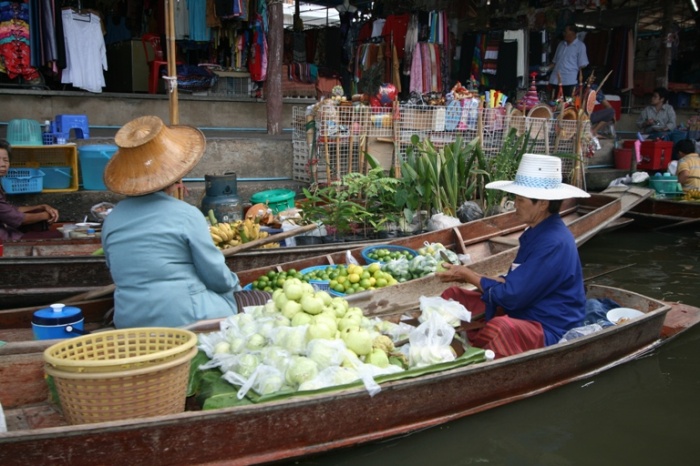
top-left (44, 327), bottom-right (197, 373)
top-left (43, 328), bottom-right (197, 425)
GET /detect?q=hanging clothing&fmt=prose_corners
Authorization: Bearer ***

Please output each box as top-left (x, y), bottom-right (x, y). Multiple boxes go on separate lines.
top-left (249, 12), bottom-right (267, 81)
top-left (60, 9), bottom-right (107, 93)
top-left (0, 0), bottom-right (40, 81)
top-left (503, 29), bottom-right (525, 85)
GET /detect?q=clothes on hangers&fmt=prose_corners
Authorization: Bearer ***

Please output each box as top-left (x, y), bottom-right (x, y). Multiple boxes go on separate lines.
top-left (0, 0), bottom-right (40, 81)
top-left (60, 8), bottom-right (107, 92)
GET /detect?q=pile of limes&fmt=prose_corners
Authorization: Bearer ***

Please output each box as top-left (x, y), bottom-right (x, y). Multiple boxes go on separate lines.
top-left (327, 262), bottom-right (398, 295)
top-left (248, 262), bottom-right (401, 295)
top-left (249, 269), bottom-right (304, 292)
top-left (365, 247), bottom-right (415, 263)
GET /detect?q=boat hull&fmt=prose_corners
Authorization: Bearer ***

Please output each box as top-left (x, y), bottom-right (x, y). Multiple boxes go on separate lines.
top-left (0, 286), bottom-right (691, 466)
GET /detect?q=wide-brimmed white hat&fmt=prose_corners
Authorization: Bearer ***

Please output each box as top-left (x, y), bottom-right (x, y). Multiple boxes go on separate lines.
top-left (486, 153), bottom-right (590, 200)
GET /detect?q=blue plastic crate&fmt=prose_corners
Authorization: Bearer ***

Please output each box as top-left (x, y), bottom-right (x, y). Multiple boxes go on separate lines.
top-left (361, 245), bottom-right (417, 264)
top-left (1, 168), bottom-right (45, 194)
top-left (42, 166), bottom-right (72, 189)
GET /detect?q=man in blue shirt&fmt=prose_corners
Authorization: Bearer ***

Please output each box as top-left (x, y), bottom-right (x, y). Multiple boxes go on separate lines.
top-left (437, 154), bottom-right (590, 358)
top-left (547, 24), bottom-right (589, 98)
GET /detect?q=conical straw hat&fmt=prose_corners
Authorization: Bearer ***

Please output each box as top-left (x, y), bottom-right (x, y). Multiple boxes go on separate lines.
top-left (104, 115), bottom-right (205, 196)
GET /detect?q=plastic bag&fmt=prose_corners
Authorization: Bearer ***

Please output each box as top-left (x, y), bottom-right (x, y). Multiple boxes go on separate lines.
top-left (268, 324), bottom-right (310, 355)
top-left (345, 249), bottom-right (360, 266)
top-left (298, 366), bottom-right (361, 391)
top-left (427, 213), bottom-right (462, 231)
top-left (90, 202), bottom-right (114, 222)
top-left (418, 295), bottom-right (472, 327)
top-left (307, 338), bottom-right (347, 369)
top-left (558, 323), bottom-right (604, 343)
top-left (407, 311), bottom-right (457, 368)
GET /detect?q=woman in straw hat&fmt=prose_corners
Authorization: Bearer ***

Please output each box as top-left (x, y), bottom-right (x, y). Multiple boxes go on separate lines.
top-left (101, 116), bottom-right (242, 328)
top-left (437, 154), bottom-right (590, 358)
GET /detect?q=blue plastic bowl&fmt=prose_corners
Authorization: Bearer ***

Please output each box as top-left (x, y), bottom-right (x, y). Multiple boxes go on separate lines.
top-left (361, 245), bottom-right (418, 264)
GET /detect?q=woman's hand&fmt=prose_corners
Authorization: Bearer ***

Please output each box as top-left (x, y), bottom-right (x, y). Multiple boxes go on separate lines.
top-left (42, 204), bottom-right (59, 223)
top-left (436, 262), bottom-right (468, 282)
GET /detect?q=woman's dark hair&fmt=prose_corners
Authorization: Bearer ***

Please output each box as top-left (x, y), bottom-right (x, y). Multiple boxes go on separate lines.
top-left (547, 199), bottom-right (563, 213)
top-left (653, 87), bottom-right (669, 103)
top-left (675, 138), bottom-right (696, 155)
top-left (0, 139), bottom-right (11, 157)
top-left (531, 198), bottom-right (563, 214)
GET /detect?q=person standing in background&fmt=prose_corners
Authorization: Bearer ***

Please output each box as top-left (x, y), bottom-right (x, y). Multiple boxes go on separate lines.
top-left (546, 24), bottom-right (589, 98)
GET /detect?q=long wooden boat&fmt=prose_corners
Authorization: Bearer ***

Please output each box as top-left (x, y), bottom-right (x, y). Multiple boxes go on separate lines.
top-left (1, 190), bottom-right (650, 309)
top-left (0, 234), bottom-right (386, 310)
top-left (0, 189), bottom-right (650, 342)
top-left (1, 285), bottom-right (699, 466)
top-left (602, 185), bottom-right (700, 229)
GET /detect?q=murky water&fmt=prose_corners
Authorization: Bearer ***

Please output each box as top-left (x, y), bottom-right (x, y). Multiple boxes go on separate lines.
top-left (290, 227), bottom-right (700, 466)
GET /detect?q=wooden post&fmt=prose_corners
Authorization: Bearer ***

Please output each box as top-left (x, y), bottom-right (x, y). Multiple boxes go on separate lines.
top-left (266, 0), bottom-right (284, 135)
top-left (165, 0), bottom-right (178, 125)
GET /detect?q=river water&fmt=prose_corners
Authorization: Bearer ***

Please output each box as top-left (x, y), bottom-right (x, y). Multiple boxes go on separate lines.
top-left (291, 226), bottom-right (700, 466)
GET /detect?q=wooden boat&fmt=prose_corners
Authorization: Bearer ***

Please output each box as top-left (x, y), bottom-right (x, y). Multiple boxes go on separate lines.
top-left (1, 190), bottom-right (650, 309)
top-left (1, 285), bottom-right (699, 466)
top-left (601, 185), bottom-right (700, 229)
top-left (0, 189), bottom-right (650, 342)
top-left (0, 232), bottom-right (386, 310)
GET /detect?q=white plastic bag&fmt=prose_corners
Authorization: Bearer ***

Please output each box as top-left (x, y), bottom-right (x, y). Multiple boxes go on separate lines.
top-left (407, 311), bottom-right (457, 368)
top-left (418, 295), bottom-right (472, 327)
top-left (428, 213), bottom-right (462, 231)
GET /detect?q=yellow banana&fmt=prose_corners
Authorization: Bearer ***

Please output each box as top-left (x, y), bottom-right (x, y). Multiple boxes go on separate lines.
top-left (211, 233), bottom-right (223, 244)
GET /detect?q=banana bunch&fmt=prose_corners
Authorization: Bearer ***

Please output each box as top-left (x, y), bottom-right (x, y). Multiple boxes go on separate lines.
top-left (682, 189), bottom-right (700, 201)
top-left (239, 218), bottom-right (261, 243)
top-left (209, 222), bottom-right (242, 249)
top-left (209, 218), bottom-right (281, 250)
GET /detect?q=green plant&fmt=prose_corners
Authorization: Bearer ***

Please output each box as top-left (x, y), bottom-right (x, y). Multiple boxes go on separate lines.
top-left (299, 182), bottom-right (366, 239)
top-left (470, 127), bottom-right (538, 213)
top-left (396, 135), bottom-right (481, 218)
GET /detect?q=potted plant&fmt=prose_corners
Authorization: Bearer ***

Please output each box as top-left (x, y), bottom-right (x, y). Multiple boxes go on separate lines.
top-left (298, 182), bottom-right (366, 242)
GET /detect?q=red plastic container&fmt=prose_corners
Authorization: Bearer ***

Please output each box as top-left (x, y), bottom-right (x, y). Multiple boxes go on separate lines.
top-left (622, 140), bottom-right (673, 171)
top-left (614, 148), bottom-right (634, 170)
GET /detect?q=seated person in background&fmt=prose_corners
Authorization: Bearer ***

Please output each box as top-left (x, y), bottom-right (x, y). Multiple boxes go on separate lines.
top-left (589, 87), bottom-right (616, 139)
top-left (101, 116), bottom-right (243, 329)
top-left (0, 139), bottom-right (61, 241)
top-left (436, 154), bottom-right (590, 359)
top-left (636, 87), bottom-right (676, 139)
top-left (675, 139), bottom-right (700, 192)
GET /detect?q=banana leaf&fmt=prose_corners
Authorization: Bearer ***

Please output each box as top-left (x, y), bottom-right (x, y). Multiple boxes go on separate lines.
top-left (188, 347), bottom-right (486, 408)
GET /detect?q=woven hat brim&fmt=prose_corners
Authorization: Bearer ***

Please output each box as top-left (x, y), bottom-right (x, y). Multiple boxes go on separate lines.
top-left (104, 121), bottom-right (205, 196)
top-left (486, 179), bottom-right (590, 200)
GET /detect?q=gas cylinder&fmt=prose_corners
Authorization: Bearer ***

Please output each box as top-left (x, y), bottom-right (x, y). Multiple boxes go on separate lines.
top-left (200, 173), bottom-right (242, 224)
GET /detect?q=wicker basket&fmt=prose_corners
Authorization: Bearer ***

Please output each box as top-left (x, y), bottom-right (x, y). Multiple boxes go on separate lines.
top-left (43, 328), bottom-right (198, 425)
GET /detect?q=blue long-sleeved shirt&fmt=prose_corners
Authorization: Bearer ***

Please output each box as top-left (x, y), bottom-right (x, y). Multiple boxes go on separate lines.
top-left (102, 192), bottom-right (240, 328)
top-left (479, 213), bottom-right (586, 345)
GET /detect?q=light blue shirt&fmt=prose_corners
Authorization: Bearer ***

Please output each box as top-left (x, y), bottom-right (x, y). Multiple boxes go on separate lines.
top-left (102, 192), bottom-right (240, 328)
top-left (550, 38), bottom-right (589, 86)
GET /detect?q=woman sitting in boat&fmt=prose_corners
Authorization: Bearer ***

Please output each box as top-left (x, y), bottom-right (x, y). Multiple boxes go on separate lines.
top-left (0, 139), bottom-right (61, 241)
top-left (101, 116), bottom-right (242, 328)
top-left (437, 153), bottom-right (590, 358)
